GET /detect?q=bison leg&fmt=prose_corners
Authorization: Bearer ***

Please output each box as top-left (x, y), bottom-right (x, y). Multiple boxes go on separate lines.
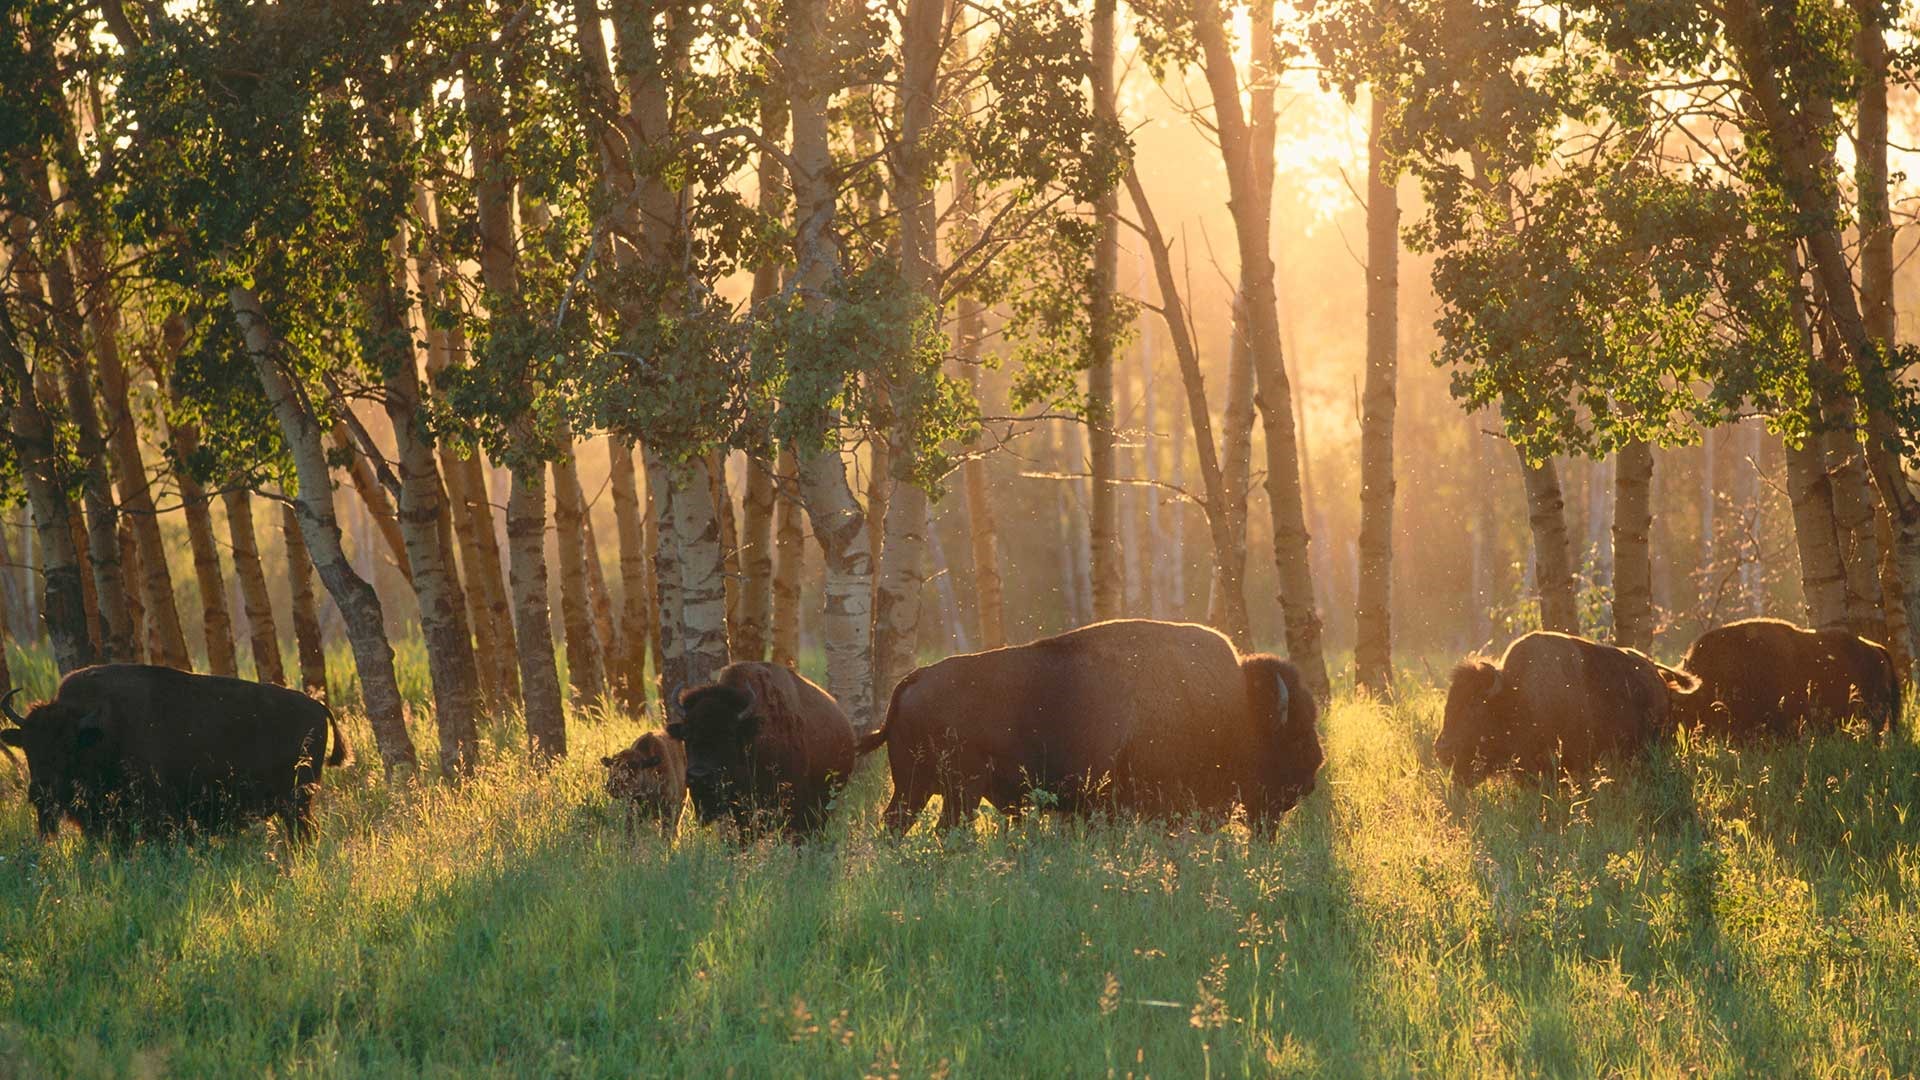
top-left (280, 786), bottom-right (318, 846)
top-left (881, 780), bottom-right (933, 835)
top-left (935, 781), bottom-right (985, 830)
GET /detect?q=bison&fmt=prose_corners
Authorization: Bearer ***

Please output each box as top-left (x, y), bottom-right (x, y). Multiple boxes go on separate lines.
top-left (667, 662), bottom-right (856, 838)
top-left (0, 664), bottom-right (349, 842)
top-left (601, 731), bottom-right (686, 836)
top-left (1435, 631), bottom-right (1701, 787)
top-left (856, 619), bottom-right (1322, 831)
top-left (1674, 618), bottom-right (1901, 740)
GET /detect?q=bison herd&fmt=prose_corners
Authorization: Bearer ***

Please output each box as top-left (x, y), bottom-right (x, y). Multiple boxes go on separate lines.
top-left (0, 616), bottom-right (1903, 845)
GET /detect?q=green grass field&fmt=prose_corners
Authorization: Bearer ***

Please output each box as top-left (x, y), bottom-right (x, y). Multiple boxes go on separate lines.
top-left (1, 670), bottom-right (1917, 1077)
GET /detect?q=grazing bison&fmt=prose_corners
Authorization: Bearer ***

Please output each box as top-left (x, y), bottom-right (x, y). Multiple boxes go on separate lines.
top-left (601, 731), bottom-right (686, 835)
top-left (0, 664), bottom-right (348, 841)
top-left (1436, 631), bottom-right (1700, 787)
top-left (1675, 618), bottom-right (1900, 740)
top-left (856, 619), bottom-right (1322, 831)
top-left (667, 662), bottom-right (856, 838)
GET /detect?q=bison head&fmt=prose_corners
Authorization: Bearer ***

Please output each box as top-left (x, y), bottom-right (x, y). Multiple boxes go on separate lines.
top-left (667, 683), bottom-right (761, 824)
top-left (1242, 655), bottom-right (1322, 817)
top-left (603, 733), bottom-right (675, 801)
top-left (1435, 660), bottom-right (1504, 787)
top-left (1, 689), bottom-right (109, 837)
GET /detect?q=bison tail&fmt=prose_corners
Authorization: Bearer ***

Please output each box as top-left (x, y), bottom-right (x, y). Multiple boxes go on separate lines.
top-left (858, 671), bottom-right (918, 755)
top-left (326, 707), bottom-right (354, 768)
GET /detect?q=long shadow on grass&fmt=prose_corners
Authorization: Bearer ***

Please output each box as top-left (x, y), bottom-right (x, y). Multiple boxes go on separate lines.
top-left (1454, 743), bottom-right (1806, 1074)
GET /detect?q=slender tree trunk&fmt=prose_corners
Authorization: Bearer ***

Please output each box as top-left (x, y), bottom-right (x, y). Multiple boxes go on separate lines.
top-left (225, 490), bottom-right (287, 685)
top-left (0, 301), bottom-right (92, 670)
top-left (117, 516), bottom-right (147, 662)
top-left (1353, 88), bottom-right (1399, 693)
top-left (1782, 433), bottom-right (1852, 628)
top-left (507, 459), bottom-right (567, 755)
top-left (1726, 1), bottom-right (1920, 668)
top-left (644, 450), bottom-right (686, 712)
top-left (1469, 410), bottom-right (1499, 647)
top-left (1519, 453), bottom-right (1581, 634)
top-left (1085, 0), bottom-right (1123, 623)
top-left (772, 448), bottom-right (804, 668)
top-left (584, 510), bottom-right (621, 687)
top-left (735, 93), bottom-right (787, 665)
top-left (1121, 165), bottom-right (1245, 646)
top-left (874, 0), bottom-right (945, 701)
top-left (76, 240), bottom-right (188, 668)
top-left (68, 508), bottom-right (100, 655)
top-left (782, 0), bottom-right (876, 726)
top-left (165, 401), bottom-right (238, 675)
top-left (551, 437), bottom-right (606, 707)
top-left (39, 234), bottom-right (133, 662)
top-left (414, 178), bottom-right (516, 711)
top-left (673, 455), bottom-right (731, 697)
top-left (1813, 310), bottom-right (1886, 636)
top-left (608, 439), bottom-right (652, 710)
top-left (280, 500), bottom-right (329, 700)
top-left (329, 422), bottom-right (412, 586)
top-left (375, 253), bottom-right (481, 773)
top-left (1613, 441), bottom-right (1655, 650)
top-left (1193, 0), bottom-right (1328, 695)
top-left (708, 450), bottom-right (744, 644)
top-left (232, 287), bottom-right (414, 768)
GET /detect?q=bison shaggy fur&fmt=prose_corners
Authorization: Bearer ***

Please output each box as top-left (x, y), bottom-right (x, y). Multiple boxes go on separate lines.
top-left (668, 662), bottom-right (856, 838)
top-left (858, 619), bottom-right (1322, 830)
top-left (1675, 618), bottom-right (1900, 740)
top-left (1436, 632), bottom-right (1699, 787)
top-left (602, 731), bottom-right (687, 835)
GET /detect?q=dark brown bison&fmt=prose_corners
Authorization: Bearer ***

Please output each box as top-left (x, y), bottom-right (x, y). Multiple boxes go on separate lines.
top-left (1, 664), bottom-right (348, 841)
top-left (1675, 618), bottom-right (1901, 740)
top-left (667, 662), bottom-right (856, 838)
top-left (856, 619), bottom-right (1322, 831)
top-left (1436, 631), bottom-right (1700, 787)
top-left (601, 731), bottom-right (686, 835)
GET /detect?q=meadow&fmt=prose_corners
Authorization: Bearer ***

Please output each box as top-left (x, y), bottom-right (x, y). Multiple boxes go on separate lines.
top-left (1, 651), bottom-right (1917, 1078)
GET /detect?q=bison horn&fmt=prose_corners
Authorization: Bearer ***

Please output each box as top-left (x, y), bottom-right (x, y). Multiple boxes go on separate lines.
top-left (1272, 671), bottom-right (1291, 717)
top-left (0, 688), bottom-right (24, 728)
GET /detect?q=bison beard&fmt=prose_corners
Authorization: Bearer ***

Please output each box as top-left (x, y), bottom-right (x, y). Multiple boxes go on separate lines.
top-left (1435, 631), bottom-right (1698, 787)
top-left (855, 620), bottom-right (1323, 831)
top-left (602, 730), bottom-right (687, 836)
top-left (0, 664), bottom-right (347, 842)
top-left (1674, 618), bottom-right (1901, 741)
top-left (666, 662), bottom-right (856, 839)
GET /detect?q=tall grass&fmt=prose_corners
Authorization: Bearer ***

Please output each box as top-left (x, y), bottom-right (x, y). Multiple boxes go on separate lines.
top-left (0, 668), bottom-right (1916, 1076)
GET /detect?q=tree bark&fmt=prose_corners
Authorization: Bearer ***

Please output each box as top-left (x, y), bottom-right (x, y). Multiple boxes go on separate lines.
top-left (1612, 441), bottom-right (1655, 650)
top-left (1725, 0), bottom-right (1920, 665)
top-left (669, 454), bottom-right (731, 702)
top-left (1192, 0), bottom-right (1328, 695)
top-left (376, 253), bottom-right (481, 773)
top-left (735, 93), bottom-right (787, 665)
top-left (772, 448), bottom-right (805, 668)
top-left (1121, 165), bottom-right (1245, 646)
top-left (224, 490), bottom-right (287, 685)
top-left (162, 360), bottom-right (238, 675)
top-left (1353, 88), bottom-right (1400, 693)
top-left (709, 450), bottom-right (744, 644)
top-left (39, 228), bottom-right (134, 662)
top-left (1813, 301), bottom-right (1887, 636)
top-left (1519, 453), bottom-right (1581, 634)
top-left (280, 500), bottom-right (329, 699)
top-left (117, 515), bottom-right (147, 662)
top-left (1086, 0), bottom-right (1123, 623)
top-left (232, 287), bottom-right (414, 768)
top-left (874, 0), bottom-right (946, 701)
top-left (329, 421), bottom-right (412, 587)
top-left (414, 178), bottom-right (518, 710)
top-left (782, 0), bottom-right (876, 726)
top-left (507, 459), bottom-right (567, 755)
top-left (551, 436), bottom-right (607, 707)
top-left (584, 509), bottom-right (622, 688)
top-left (608, 438), bottom-right (652, 710)
top-left (0, 300), bottom-right (92, 671)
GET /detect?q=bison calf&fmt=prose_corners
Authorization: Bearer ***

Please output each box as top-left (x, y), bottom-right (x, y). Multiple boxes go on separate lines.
top-left (1, 664), bottom-right (348, 842)
top-left (1436, 631), bottom-right (1700, 787)
top-left (1675, 618), bottom-right (1900, 740)
top-left (859, 619), bottom-right (1323, 830)
top-left (602, 731), bottom-right (687, 836)
top-left (667, 662), bottom-right (856, 838)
